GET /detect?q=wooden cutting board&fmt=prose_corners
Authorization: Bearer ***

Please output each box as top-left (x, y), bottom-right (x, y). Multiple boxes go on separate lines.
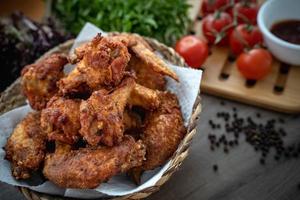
top-left (188, 0), bottom-right (300, 113)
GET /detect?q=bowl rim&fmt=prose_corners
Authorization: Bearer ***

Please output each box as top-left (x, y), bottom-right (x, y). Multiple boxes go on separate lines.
top-left (258, 0), bottom-right (300, 50)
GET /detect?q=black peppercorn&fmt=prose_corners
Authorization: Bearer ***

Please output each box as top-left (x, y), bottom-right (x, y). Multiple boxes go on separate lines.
top-left (213, 164), bottom-right (218, 172)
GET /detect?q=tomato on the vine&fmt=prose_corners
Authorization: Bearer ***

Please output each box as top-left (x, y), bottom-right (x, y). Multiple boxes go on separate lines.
top-left (201, 0), bottom-right (230, 16)
top-left (229, 24), bottom-right (263, 55)
top-left (175, 35), bottom-right (209, 68)
top-left (237, 48), bottom-right (272, 80)
top-left (202, 12), bottom-right (233, 46)
top-left (233, 1), bottom-right (259, 25)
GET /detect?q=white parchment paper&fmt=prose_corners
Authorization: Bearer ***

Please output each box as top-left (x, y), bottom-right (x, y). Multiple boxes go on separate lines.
top-left (0, 23), bottom-right (202, 199)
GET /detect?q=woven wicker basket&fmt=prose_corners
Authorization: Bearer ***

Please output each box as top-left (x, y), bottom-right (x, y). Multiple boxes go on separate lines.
top-left (0, 35), bottom-right (202, 200)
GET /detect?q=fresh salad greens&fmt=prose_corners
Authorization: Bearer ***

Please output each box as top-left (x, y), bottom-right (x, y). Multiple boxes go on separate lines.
top-left (52, 0), bottom-right (191, 45)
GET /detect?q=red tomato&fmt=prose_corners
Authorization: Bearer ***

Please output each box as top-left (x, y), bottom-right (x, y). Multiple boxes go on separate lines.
top-left (229, 24), bottom-right (263, 55)
top-left (202, 12), bottom-right (233, 46)
top-left (175, 35), bottom-right (209, 68)
top-left (201, 0), bottom-right (230, 16)
top-left (233, 2), bottom-right (259, 25)
top-left (237, 49), bottom-right (272, 80)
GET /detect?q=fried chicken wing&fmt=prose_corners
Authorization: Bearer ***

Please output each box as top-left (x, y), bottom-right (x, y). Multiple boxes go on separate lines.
top-left (109, 33), bottom-right (153, 51)
top-left (131, 42), bottom-right (179, 81)
top-left (109, 33), bottom-right (178, 81)
top-left (43, 135), bottom-right (145, 189)
top-left (58, 34), bottom-right (131, 96)
top-left (129, 84), bottom-right (160, 110)
top-left (79, 75), bottom-right (161, 146)
top-left (5, 112), bottom-right (46, 179)
top-left (21, 53), bottom-right (67, 110)
top-left (127, 55), bottom-right (166, 90)
top-left (41, 96), bottom-right (81, 144)
top-left (141, 92), bottom-right (186, 171)
top-left (79, 76), bottom-right (135, 146)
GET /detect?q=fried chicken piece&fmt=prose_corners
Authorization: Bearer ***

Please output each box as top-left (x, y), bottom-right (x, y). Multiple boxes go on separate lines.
top-left (127, 55), bottom-right (166, 90)
top-left (79, 76), bottom-right (136, 146)
top-left (109, 33), bottom-right (153, 51)
top-left (80, 76), bottom-right (160, 146)
top-left (131, 42), bottom-right (179, 81)
top-left (129, 83), bottom-right (160, 110)
top-left (43, 135), bottom-right (146, 189)
top-left (58, 34), bottom-right (131, 96)
top-left (21, 53), bottom-right (68, 110)
top-left (141, 92), bottom-right (186, 170)
top-left (5, 112), bottom-right (46, 179)
top-left (41, 96), bottom-right (81, 144)
top-left (129, 92), bottom-right (185, 184)
top-left (109, 33), bottom-right (179, 81)
top-left (69, 42), bottom-right (92, 64)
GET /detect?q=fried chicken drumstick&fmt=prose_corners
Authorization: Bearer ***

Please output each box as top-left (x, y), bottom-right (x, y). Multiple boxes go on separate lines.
top-left (5, 112), bottom-right (46, 179)
top-left (21, 53), bottom-right (68, 110)
top-left (43, 135), bottom-right (145, 189)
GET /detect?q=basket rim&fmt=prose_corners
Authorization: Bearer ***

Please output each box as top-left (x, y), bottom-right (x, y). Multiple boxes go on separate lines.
top-left (1, 33), bottom-right (202, 200)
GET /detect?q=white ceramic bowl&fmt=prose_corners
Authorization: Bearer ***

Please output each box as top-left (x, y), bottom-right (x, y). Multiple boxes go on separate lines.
top-left (258, 0), bottom-right (300, 66)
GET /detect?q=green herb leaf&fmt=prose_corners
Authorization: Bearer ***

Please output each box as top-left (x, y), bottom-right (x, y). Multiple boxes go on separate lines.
top-left (52, 0), bottom-right (191, 45)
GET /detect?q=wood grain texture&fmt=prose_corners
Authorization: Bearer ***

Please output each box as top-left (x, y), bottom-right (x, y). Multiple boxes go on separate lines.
top-left (1, 94), bottom-right (300, 200)
top-left (192, 0), bottom-right (300, 113)
top-left (146, 94), bottom-right (300, 200)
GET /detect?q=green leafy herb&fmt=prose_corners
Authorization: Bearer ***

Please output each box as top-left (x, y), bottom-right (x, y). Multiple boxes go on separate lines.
top-left (52, 0), bottom-right (191, 45)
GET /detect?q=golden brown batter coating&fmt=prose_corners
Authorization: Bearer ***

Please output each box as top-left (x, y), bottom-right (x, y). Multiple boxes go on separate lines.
top-left (129, 84), bottom-right (160, 111)
top-left (21, 53), bottom-right (67, 110)
top-left (41, 96), bottom-right (81, 145)
top-left (43, 135), bottom-right (145, 189)
top-left (58, 34), bottom-right (131, 96)
top-left (79, 76), bottom-right (135, 146)
top-left (110, 33), bottom-right (178, 81)
top-left (5, 112), bottom-right (46, 179)
top-left (131, 43), bottom-right (179, 81)
top-left (127, 55), bottom-right (166, 90)
top-left (109, 33), bottom-right (153, 51)
top-left (141, 92), bottom-right (186, 171)
top-left (79, 76), bottom-right (161, 146)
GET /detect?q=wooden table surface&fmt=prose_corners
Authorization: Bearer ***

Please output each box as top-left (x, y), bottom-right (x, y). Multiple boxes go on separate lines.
top-left (1, 94), bottom-right (300, 200)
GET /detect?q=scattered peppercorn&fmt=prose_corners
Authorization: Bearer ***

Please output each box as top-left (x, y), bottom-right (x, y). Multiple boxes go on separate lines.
top-left (207, 108), bottom-right (298, 168)
top-left (213, 164), bottom-right (218, 172)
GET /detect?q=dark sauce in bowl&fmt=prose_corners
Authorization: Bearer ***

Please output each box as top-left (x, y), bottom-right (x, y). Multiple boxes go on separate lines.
top-left (270, 20), bottom-right (300, 45)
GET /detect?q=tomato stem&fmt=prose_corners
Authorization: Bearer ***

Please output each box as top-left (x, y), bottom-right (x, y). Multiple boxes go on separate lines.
top-left (245, 24), bottom-right (253, 32)
top-left (214, 10), bottom-right (221, 19)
